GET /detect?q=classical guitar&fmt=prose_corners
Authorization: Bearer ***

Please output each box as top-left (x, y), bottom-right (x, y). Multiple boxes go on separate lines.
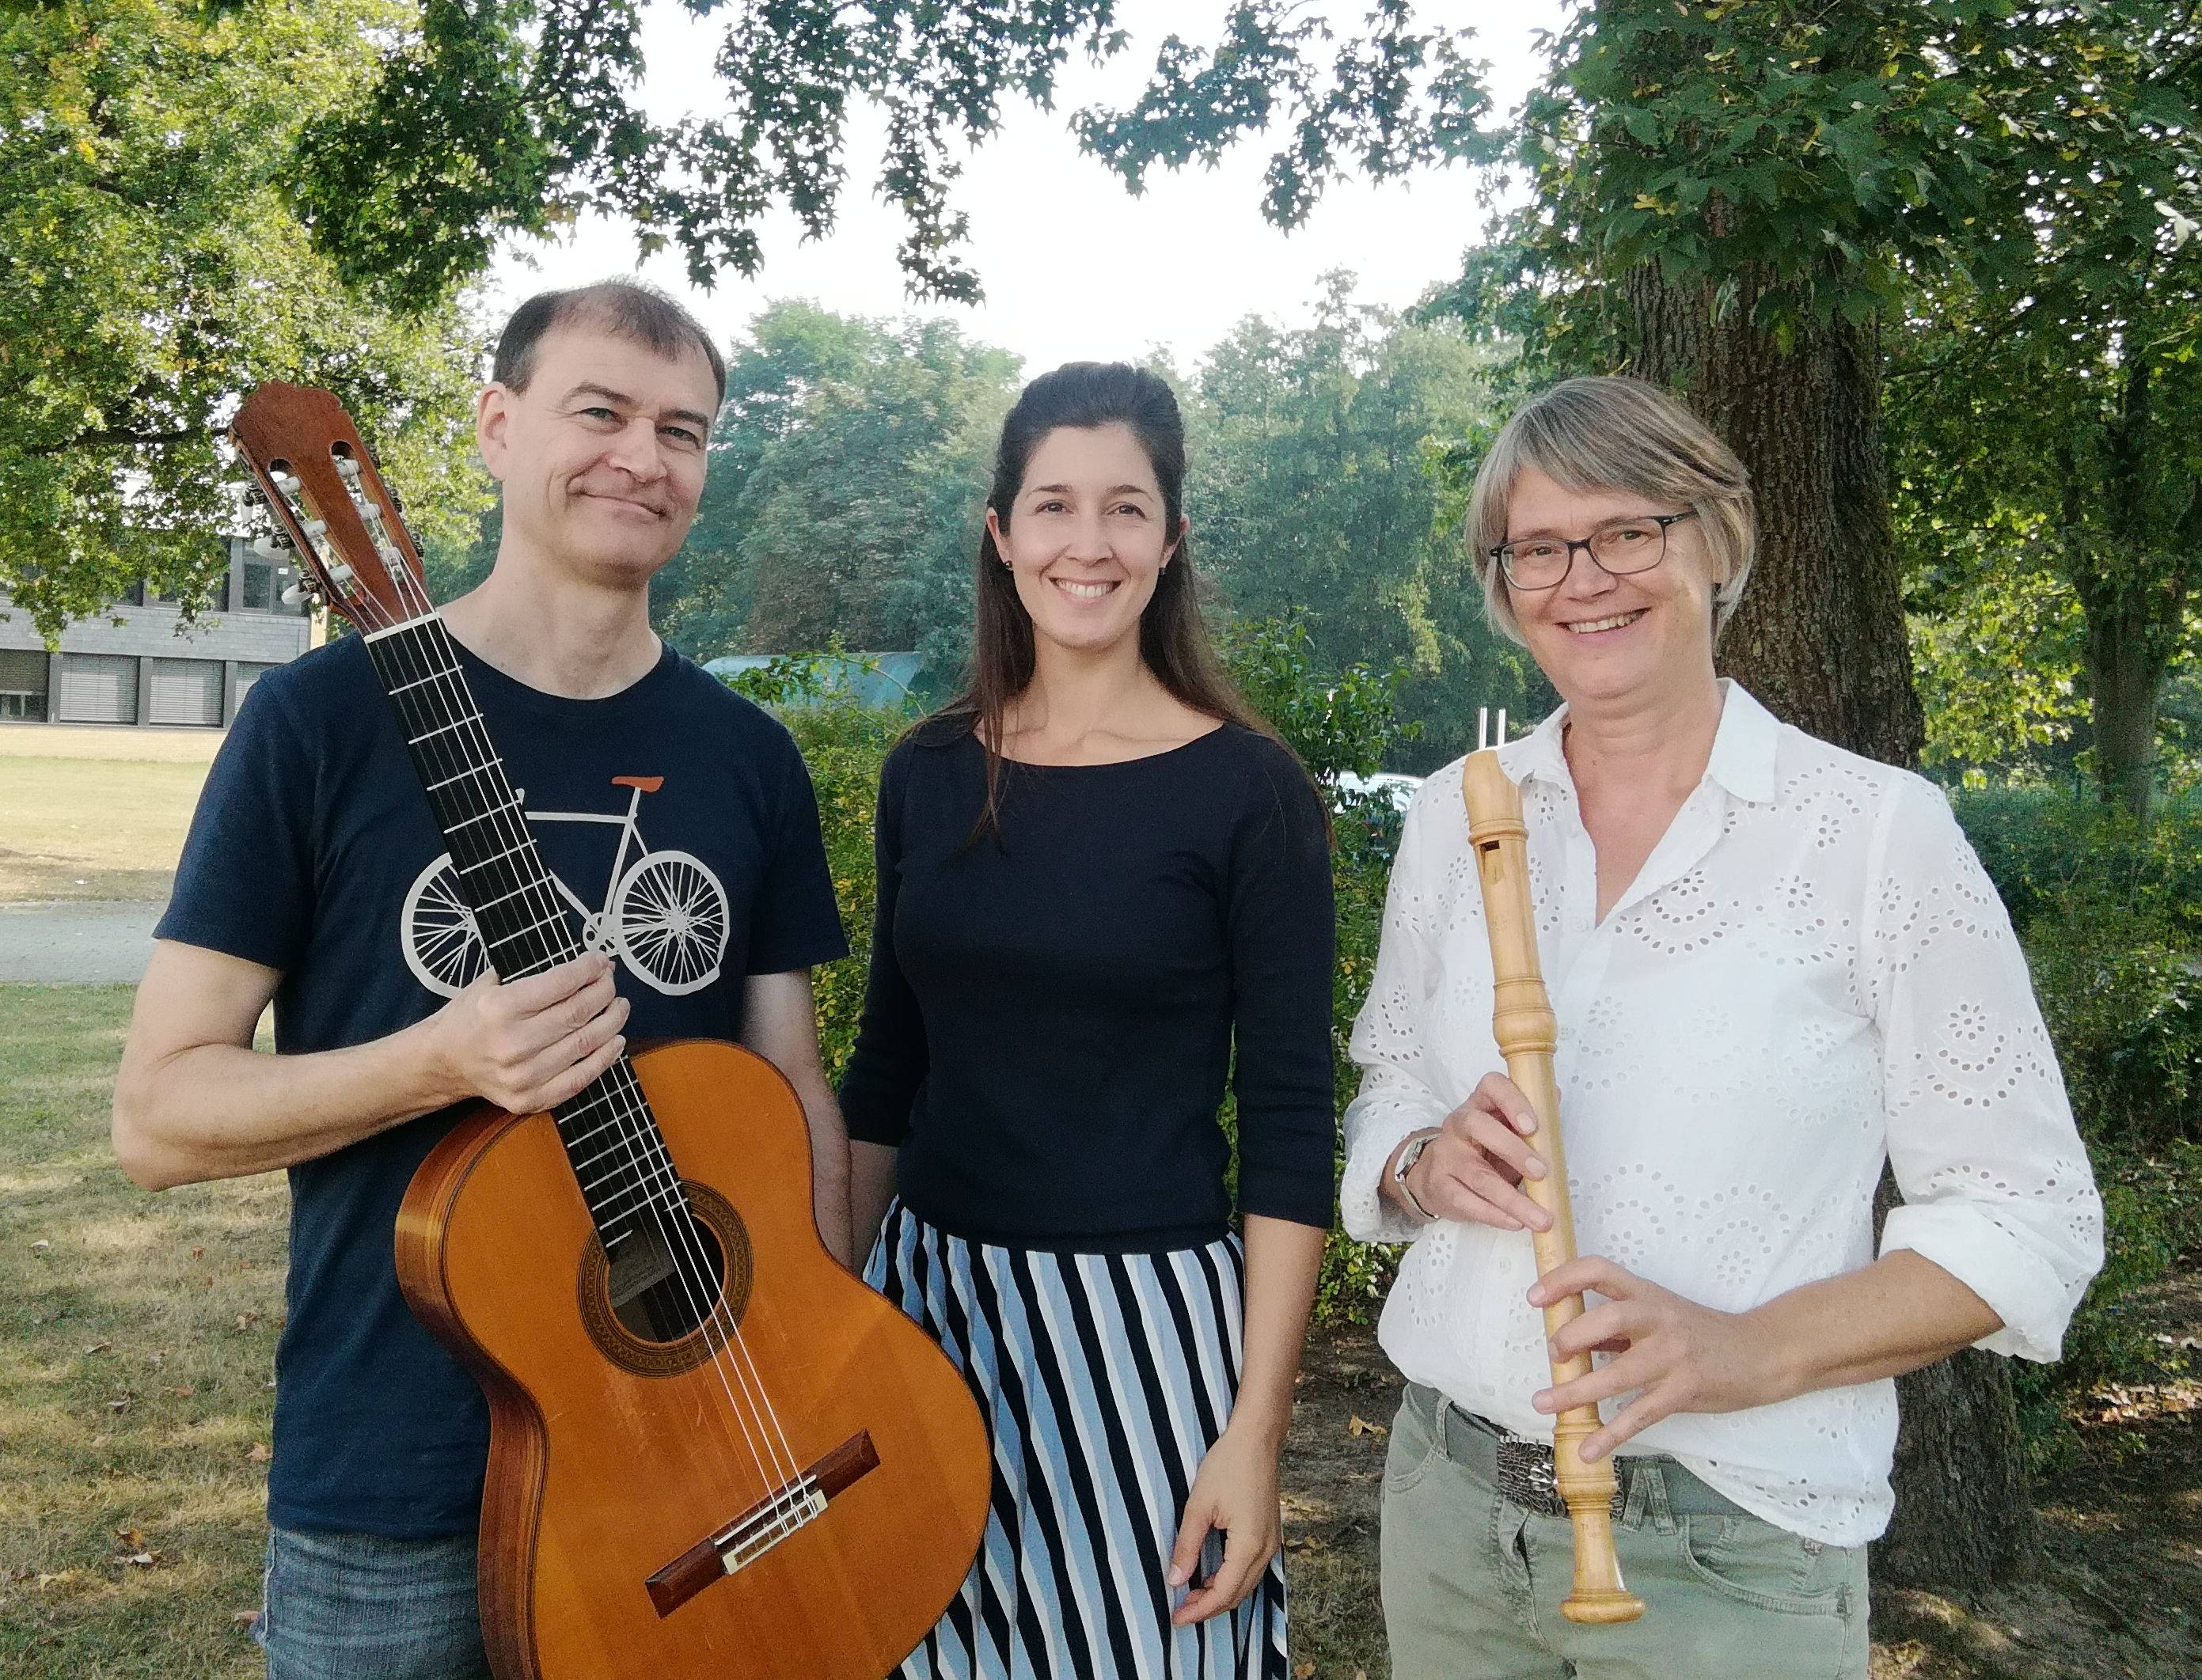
top-left (230, 384), bottom-right (990, 1679)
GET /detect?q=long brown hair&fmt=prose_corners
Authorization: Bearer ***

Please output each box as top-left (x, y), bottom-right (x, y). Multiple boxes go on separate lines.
top-left (929, 362), bottom-right (1297, 831)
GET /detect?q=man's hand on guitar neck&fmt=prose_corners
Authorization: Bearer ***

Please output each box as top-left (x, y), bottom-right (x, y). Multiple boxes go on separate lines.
top-left (423, 954), bottom-right (630, 1116)
top-left (113, 942), bottom-right (630, 1190)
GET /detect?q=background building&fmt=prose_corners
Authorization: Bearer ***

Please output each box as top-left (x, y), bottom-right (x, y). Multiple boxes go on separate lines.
top-left (0, 537), bottom-right (314, 729)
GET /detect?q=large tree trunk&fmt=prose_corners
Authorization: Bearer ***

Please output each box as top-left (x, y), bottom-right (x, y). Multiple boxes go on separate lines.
top-left (1624, 267), bottom-right (1923, 765)
top-left (1625, 261), bottom-right (2033, 1588)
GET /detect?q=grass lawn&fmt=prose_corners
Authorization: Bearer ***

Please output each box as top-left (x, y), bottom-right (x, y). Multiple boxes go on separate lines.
top-left (0, 758), bottom-right (208, 904)
top-left (1, 984), bottom-right (282, 1678)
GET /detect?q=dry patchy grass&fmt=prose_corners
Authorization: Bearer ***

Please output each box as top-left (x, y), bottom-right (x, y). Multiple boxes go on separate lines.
top-left (0, 984), bottom-right (283, 1678)
top-left (0, 758), bottom-right (207, 904)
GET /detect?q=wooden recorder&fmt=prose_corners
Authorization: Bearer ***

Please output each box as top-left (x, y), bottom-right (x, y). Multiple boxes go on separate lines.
top-left (1461, 749), bottom-right (1646, 1626)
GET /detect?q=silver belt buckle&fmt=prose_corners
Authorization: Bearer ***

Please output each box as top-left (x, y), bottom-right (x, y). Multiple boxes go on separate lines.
top-left (1494, 1432), bottom-right (1568, 1519)
top-left (1494, 1430), bottom-right (1627, 1519)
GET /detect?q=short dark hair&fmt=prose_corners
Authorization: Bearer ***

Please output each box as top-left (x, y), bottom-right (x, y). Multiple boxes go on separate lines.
top-left (492, 279), bottom-right (727, 406)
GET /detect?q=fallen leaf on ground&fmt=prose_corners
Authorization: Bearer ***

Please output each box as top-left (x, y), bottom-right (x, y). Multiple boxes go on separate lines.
top-left (230, 1610), bottom-right (261, 1629)
top-left (114, 1526), bottom-right (145, 1548)
top-left (1346, 1415), bottom-right (1388, 1439)
top-left (191, 1246), bottom-right (205, 1259)
top-left (31, 1239), bottom-right (50, 1251)
top-left (166, 1384), bottom-right (195, 1398)
top-left (106, 1397), bottom-right (131, 1413)
top-left (123, 1551), bottom-right (157, 1568)
top-left (36, 1570), bottom-right (81, 1589)
top-left (1295, 1663), bottom-right (1316, 1679)
top-left (234, 1311), bottom-right (260, 1330)
top-left (82, 1341), bottom-right (111, 1356)
top-left (247, 1443), bottom-right (272, 1463)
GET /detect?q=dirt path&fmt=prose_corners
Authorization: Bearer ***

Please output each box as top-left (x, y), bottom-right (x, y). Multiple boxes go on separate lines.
top-left (1278, 1292), bottom-right (2202, 1679)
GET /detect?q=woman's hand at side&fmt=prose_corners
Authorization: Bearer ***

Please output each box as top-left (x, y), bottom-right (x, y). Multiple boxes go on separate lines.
top-left (1167, 1422), bottom-right (1282, 1626)
top-left (1388, 1071), bottom-right (1555, 1233)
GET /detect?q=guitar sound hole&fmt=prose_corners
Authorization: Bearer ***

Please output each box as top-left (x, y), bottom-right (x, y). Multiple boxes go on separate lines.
top-left (613, 1211), bottom-right (727, 1345)
top-left (578, 1181), bottom-right (754, 1377)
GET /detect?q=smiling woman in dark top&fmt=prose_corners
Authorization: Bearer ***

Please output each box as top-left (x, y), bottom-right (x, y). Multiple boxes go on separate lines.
top-left (841, 362), bottom-right (1335, 1680)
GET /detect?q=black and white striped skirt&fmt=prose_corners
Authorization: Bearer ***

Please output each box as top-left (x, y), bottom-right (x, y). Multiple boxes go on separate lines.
top-left (866, 1202), bottom-right (1292, 1680)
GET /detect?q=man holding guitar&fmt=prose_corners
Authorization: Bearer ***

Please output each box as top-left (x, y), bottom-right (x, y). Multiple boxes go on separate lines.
top-left (112, 280), bottom-right (854, 1680)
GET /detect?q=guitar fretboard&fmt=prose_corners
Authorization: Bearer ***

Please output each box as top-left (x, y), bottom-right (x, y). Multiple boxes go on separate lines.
top-left (362, 617), bottom-right (688, 1251)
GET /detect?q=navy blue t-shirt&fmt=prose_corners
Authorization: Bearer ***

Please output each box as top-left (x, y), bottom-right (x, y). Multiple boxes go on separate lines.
top-left (155, 632), bottom-right (848, 1538)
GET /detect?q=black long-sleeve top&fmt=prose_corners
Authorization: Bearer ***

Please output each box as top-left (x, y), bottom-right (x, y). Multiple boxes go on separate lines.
top-left (839, 722), bottom-right (1338, 1251)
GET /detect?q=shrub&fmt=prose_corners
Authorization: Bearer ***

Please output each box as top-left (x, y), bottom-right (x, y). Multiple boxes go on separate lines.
top-left (1951, 785), bottom-right (2202, 1148)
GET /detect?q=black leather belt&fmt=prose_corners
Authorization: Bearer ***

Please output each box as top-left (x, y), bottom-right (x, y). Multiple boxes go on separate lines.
top-left (1411, 1384), bottom-right (1746, 1520)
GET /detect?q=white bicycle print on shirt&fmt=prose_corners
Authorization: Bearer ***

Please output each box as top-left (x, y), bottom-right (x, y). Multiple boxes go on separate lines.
top-left (401, 776), bottom-right (730, 999)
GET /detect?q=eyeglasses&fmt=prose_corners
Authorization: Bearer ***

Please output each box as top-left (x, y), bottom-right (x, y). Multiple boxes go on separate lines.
top-left (1489, 510), bottom-right (1698, 591)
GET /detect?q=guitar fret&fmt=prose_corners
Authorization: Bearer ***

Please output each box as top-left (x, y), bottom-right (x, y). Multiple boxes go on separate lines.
top-left (425, 761), bottom-right (507, 794)
top-left (389, 669), bottom-right (460, 697)
top-left (473, 878), bottom-right (554, 916)
top-left (407, 715), bottom-right (484, 748)
top-left (458, 841), bottom-right (532, 874)
top-left (449, 801), bottom-right (525, 835)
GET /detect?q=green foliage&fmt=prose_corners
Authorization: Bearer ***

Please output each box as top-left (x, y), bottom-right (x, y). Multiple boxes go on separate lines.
top-left (297, 2), bottom-right (1491, 308)
top-left (719, 665), bottom-right (911, 1080)
top-left (653, 303), bottom-right (1019, 696)
top-left (0, 0), bottom-right (492, 639)
top-left (1217, 614), bottom-right (1410, 1322)
top-left (1954, 787), bottom-right (2202, 1150)
top-left (1191, 272), bottom-right (1536, 768)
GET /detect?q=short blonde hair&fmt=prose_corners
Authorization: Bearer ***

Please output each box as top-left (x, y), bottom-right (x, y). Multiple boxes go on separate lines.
top-left (1464, 375), bottom-right (1756, 643)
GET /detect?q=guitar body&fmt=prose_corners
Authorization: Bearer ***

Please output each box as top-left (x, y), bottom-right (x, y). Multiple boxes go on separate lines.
top-left (397, 1039), bottom-right (991, 1680)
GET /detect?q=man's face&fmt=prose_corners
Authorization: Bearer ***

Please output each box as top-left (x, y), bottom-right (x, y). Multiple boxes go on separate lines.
top-left (476, 321), bottom-right (720, 586)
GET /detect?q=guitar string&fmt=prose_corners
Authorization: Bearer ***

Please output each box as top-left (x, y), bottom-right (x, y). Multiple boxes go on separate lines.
top-left (283, 479), bottom-right (792, 1523)
top-left (345, 491), bottom-right (815, 1530)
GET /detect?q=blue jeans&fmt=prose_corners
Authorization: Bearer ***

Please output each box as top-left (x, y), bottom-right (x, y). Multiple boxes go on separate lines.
top-left (256, 1526), bottom-right (491, 1680)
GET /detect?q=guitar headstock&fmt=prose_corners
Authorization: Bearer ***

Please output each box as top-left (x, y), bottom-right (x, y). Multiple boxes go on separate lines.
top-left (229, 383), bottom-right (430, 635)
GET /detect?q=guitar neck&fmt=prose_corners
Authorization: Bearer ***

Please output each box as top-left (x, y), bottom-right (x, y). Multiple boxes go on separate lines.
top-left (361, 617), bottom-right (684, 1251)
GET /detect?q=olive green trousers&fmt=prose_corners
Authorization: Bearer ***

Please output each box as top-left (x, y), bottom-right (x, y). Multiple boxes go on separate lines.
top-left (1380, 1384), bottom-right (1870, 1680)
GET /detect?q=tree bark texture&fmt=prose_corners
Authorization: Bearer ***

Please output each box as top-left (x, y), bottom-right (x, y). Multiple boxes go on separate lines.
top-left (1627, 260), bottom-right (2032, 1588)
top-left (1623, 264), bottom-right (1924, 768)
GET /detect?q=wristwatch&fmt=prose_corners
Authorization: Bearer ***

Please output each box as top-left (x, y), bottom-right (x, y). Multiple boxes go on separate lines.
top-left (1391, 1132), bottom-right (1438, 1221)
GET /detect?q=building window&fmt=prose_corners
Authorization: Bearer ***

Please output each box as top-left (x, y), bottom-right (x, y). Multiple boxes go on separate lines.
top-left (0, 649), bottom-right (47, 721)
top-left (243, 559), bottom-right (275, 610)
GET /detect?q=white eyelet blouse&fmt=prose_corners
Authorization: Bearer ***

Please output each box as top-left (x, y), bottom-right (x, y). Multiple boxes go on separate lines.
top-left (1340, 681), bottom-right (2103, 1545)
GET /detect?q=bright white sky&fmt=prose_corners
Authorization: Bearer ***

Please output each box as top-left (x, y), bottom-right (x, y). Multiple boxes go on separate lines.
top-left (480, 1), bottom-right (1571, 375)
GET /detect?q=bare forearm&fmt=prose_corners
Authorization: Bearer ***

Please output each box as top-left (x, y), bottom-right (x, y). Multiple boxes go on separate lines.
top-left (1228, 1215), bottom-right (1326, 1450)
top-left (788, 1071), bottom-right (853, 1269)
top-left (849, 1140), bottom-right (898, 1269)
top-left (1749, 1250), bottom-right (2003, 1404)
top-left (113, 1018), bottom-right (462, 1189)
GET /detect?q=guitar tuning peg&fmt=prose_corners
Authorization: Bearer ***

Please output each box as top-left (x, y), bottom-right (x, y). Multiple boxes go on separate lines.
top-left (328, 562), bottom-right (356, 586)
top-left (281, 580), bottom-right (310, 605)
top-left (335, 457), bottom-right (363, 482)
top-left (271, 471), bottom-right (301, 495)
top-left (251, 533), bottom-right (295, 559)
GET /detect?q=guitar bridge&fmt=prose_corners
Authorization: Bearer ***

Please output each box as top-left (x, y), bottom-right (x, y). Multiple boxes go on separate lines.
top-left (644, 1430), bottom-right (881, 1618)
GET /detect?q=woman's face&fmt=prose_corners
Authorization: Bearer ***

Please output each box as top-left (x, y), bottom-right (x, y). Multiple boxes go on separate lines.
top-left (987, 422), bottom-right (1183, 658)
top-left (1499, 466), bottom-right (1719, 708)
